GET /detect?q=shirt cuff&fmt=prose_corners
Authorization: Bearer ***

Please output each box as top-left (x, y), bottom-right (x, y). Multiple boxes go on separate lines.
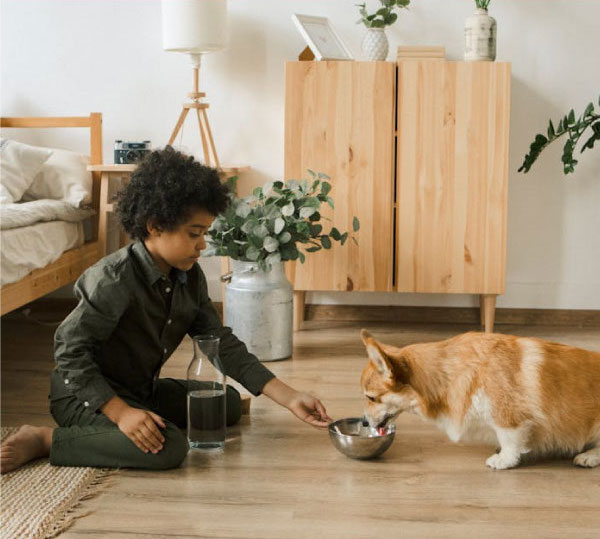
top-left (72, 379), bottom-right (116, 412)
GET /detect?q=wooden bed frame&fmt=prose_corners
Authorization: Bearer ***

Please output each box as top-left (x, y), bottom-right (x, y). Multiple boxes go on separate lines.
top-left (0, 114), bottom-right (103, 315)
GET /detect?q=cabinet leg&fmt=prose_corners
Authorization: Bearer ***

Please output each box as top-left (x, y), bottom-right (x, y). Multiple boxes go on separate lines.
top-left (293, 291), bottom-right (306, 332)
top-left (480, 294), bottom-right (497, 333)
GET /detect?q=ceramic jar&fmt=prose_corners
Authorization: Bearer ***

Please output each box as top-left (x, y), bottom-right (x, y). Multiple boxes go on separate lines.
top-left (464, 8), bottom-right (497, 61)
top-left (362, 28), bottom-right (389, 61)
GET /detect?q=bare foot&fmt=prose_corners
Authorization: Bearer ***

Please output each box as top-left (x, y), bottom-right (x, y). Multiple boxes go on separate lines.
top-left (0, 425), bottom-right (53, 474)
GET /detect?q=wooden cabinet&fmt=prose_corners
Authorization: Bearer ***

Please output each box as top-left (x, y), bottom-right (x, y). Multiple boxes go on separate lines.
top-left (284, 61), bottom-right (395, 292)
top-left (284, 60), bottom-right (511, 332)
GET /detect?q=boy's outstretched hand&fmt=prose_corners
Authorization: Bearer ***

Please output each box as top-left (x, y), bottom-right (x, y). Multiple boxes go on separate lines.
top-left (262, 378), bottom-right (332, 428)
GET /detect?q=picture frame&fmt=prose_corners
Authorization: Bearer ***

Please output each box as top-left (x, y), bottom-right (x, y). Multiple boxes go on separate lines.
top-left (291, 14), bottom-right (353, 61)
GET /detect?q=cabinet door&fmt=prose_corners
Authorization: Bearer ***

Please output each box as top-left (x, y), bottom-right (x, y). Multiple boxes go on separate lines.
top-left (284, 61), bottom-right (395, 292)
top-left (396, 60), bottom-right (511, 294)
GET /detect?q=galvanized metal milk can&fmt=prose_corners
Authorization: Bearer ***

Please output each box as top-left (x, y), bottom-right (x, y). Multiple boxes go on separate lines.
top-left (223, 260), bottom-right (293, 361)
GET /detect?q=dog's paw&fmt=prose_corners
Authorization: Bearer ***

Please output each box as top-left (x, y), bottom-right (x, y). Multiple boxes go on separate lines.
top-left (573, 450), bottom-right (600, 468)
top-left (486, 452), bottom-right (519, 470)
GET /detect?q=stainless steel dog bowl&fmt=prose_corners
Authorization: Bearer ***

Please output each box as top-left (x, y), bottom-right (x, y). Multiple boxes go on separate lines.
top-left (328, 417), bottom-right (395, 460)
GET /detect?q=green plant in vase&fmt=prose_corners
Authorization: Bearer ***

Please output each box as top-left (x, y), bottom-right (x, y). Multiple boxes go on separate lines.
top-left (356, 0), bottom-right (411, 61)
top-left (203, 170), bottom-right (360, 271)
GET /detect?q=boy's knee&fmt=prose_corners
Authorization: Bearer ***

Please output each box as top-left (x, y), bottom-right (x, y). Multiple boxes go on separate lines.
top-left (149, 425), bottom-right (189, 470)
top-left (226, 385), bottom-right (242, 427)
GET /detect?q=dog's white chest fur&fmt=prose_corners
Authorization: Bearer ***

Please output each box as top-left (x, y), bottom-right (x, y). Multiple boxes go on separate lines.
top-left (431, 390), bottom-right (498, 445)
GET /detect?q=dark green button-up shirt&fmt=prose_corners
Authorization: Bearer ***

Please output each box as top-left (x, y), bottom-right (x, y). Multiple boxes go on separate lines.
top-left (53, 241), bottom-right (275, 411)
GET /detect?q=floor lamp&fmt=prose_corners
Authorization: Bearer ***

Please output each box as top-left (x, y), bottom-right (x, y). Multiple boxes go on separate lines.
top-left (161, 0), bottom-right (228, 169)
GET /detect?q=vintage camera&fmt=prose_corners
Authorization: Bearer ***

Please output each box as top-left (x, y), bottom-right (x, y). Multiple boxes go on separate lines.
top-left (114, 140), bottom-right (151, 164)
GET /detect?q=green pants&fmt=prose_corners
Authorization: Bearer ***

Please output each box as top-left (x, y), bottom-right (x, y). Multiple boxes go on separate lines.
top-left (49, 378), bottom-right (241, 470)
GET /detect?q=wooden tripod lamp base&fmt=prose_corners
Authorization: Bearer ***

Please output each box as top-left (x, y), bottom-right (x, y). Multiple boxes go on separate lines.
top-left (168, 56), bottom-right (221, 170)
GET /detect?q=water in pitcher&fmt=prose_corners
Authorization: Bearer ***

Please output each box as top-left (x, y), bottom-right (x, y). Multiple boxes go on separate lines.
top-left (187, 388), bottom-right (226, 449)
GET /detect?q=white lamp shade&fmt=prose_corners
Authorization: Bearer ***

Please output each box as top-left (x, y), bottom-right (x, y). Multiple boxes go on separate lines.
top-left (162, 0), bottom-right (228, 53)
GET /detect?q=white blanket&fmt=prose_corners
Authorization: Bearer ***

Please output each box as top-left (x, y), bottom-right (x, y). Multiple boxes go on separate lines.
top-left (0, 199), bottom-right (94, 230)
top-left (1, 220), bottom-right (85, 286)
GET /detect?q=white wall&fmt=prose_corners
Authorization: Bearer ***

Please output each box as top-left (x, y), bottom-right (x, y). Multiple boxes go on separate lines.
top-left (2, 0), bottom-right (599, 309)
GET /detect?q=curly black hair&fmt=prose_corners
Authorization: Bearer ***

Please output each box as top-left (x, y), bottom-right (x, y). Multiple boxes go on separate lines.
top-left (116, 146), bottom-right (230, 240)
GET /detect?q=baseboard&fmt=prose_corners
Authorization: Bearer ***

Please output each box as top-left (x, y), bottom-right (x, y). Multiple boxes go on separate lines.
top-left (304, 304), bottom-right (600, 327)
top-left (14, 299), bottom-right (600, 327)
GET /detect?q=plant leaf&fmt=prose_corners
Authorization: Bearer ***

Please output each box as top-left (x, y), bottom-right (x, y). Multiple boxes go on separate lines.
top-left (309, 223), bottom-right (323, 236)
top-left (235, 202), bottom-right (251, 219)
top-left (253, 223), bottom-right (269, 238)
top-left (321, 182), bottom-right (332, 196)
top-left (282, 202), bottom-right (295, 216)
top-left (274, 217), bottom-right (285, 234)
top-left (278, 231), bottom-right (292, 243)
top-left (300, 206), bottom-right (317, 219)
top-left (330, 227), bottom-right (341, 241)
top-left (353, 217), bottom-right (360, 232)
top-left (263, 236), bottom-right (279, 253)
top-left (245, 245), bottom-right (260, 261)
top-left (241, 220), bottom-right (256, 234)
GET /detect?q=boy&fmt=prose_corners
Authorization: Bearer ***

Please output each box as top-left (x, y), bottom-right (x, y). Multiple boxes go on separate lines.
top-left (1, 147), bottom-right (331, 473)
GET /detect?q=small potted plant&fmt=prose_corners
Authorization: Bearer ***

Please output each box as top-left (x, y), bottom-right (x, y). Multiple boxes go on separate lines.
top-left (356, 0), bottom-right (411, 61)
top-left (464, 0), bottom-right (496, 61)
top-left (203, 171), bottom-right (359, 361)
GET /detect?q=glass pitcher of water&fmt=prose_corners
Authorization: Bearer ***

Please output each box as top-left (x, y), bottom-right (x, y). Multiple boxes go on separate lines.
top-left (187, 335), bottom-right (226, 449)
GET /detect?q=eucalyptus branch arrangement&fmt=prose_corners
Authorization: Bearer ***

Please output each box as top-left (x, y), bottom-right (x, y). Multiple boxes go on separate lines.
top-left (475, 0), bottom-right (491, 9)
top-left (356, 0), bottom-right (410, 29)
top-left (518, 95), bottom-right (600, 175)
top-left (204, 171), bottom-right (360, 271)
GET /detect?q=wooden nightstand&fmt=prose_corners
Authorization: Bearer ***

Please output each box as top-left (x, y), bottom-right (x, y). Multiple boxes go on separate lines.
top-left (87, 164), bottom-right (136, 256)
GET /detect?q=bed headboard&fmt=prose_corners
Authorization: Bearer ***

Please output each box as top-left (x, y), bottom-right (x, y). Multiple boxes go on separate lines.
top-left (0, 113), bottom-right (103, 237)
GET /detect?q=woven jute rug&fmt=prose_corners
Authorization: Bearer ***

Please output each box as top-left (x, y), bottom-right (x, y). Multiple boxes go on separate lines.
top-left (0, 427), bottom-right (115, 538)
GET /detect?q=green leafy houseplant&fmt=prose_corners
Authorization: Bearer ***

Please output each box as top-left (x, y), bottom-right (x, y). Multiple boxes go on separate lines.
top-left (519, 95), bottom-right (600, 175)
top-left (474, 0), bottom-right (491, 9)
top-left (204, 171), bottom-right (360, 271)
top-left (356, 0), bottom-right (410, 28)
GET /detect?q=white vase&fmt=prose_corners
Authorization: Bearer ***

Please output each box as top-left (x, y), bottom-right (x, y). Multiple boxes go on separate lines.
top-left (361, 28), bottom-right (389, 61)
top-left (464, 8), bottom-right (497, 61)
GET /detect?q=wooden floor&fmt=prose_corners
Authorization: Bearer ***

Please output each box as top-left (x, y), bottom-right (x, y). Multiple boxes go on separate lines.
top-left (2, 305), bottom-right (600, 538)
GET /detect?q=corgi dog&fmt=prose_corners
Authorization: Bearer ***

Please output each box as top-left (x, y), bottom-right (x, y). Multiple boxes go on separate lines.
top-left (360, 330), bottom-right (600, 469)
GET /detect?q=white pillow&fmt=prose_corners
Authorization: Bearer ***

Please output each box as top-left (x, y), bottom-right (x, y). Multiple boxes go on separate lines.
top-left (0, 139), bottom-right (53, 204)
top-left (24, 149), bottom-right (92, 208)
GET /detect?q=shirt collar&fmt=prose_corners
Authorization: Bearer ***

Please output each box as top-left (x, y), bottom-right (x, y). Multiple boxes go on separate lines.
top-left (131, 241), bottom-right (188, 286)
top-left (132, 241), bottom-right (163, 285)
top-left (133, 240), bottom-right (187, 285)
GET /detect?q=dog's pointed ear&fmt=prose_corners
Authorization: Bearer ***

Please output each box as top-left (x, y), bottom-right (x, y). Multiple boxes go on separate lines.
top-left (361, 329), bottom-right (393, 379)
top-left (360, 329), bottom-right (373, 345)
